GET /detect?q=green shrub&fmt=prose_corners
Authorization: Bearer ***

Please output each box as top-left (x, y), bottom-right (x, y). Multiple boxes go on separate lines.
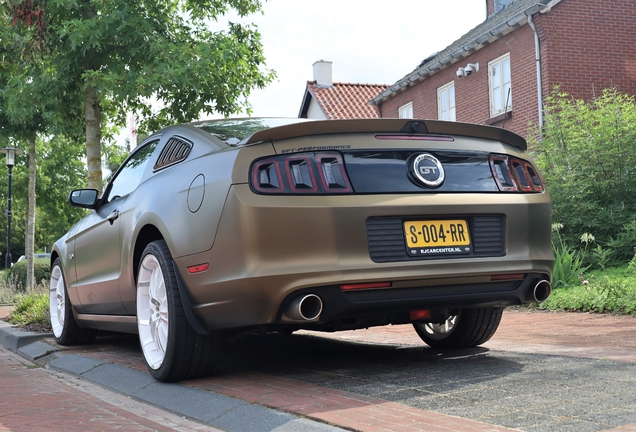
top-left (590, 245), bottom-right (614, 271)
top-left (9, 258), bottom-right (51, 292)
top-left (552, 244), bottom-right (587, 289)
top-left (532, 88), bottom-right (636, 264)
top-left (551, 224), bottom-right (589, 288)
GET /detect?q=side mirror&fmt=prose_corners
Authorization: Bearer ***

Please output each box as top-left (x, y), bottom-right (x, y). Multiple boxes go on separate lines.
top-left (68, 189), bottom-right (99, 209)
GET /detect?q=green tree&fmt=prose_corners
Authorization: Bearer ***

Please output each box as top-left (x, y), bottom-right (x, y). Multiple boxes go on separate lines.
top-left (33, 135), bottom-right (88, 249)
top-left (6, 0), bottom-right (275, 195)
top-left (532, 88), bottom-right (636, 263)
top-left (1, 1), bottom-right (85, 282)
top-left (0, 10), bottom-right (44, 280)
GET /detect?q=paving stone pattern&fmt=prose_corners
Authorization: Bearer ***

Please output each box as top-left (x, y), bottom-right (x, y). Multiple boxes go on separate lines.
top-left (207, 330), bottom-right (636, 432)
top-left (4, 309), bottom-right (636, 432)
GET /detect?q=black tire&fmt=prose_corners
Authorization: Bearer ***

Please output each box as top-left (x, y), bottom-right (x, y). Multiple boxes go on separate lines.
top-left (49, 258), bottom-right (97, 345)
top-left (413, 307), bottom-right (504, 349)
top-left (136, 240), bottom-right (221, 382)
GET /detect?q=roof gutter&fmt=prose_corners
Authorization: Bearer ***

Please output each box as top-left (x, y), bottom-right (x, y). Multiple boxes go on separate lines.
top-left (526, 12), bottom-right (544, 132)
top-left (525, 0), bottom-right (559, 135)
top-left (371, 1), bottom-right (553, 106)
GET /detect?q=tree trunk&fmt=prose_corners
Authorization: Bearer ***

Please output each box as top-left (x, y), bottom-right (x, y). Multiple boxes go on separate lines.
top-left (25, 134), bottom-right (36, 290)
top-left (85, 85), bottom-right (103, 194)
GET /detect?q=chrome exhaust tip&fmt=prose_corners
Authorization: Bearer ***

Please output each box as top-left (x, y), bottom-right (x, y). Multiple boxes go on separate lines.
top-left (529, 279), bottom-right (552, 303)
top-left (285, 294), bottom-right (323, 321)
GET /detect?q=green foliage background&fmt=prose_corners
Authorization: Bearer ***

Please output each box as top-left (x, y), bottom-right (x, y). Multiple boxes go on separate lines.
top-left (532, 88), bottom-right (636, 265)
top-left (0, 0), bottom-right (276, 267)
top-left (9, 257), bottom-right (52, 291)
top-left (0, 136), bottom-right (88, 264)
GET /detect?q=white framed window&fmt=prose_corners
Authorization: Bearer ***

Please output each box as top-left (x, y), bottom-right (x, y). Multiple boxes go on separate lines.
top-left (398, 102), bottom-right (413, 119)
top-left (437, 82), bottom-right (456, 121)
top-left (488, 53), bottom-right (512, 117)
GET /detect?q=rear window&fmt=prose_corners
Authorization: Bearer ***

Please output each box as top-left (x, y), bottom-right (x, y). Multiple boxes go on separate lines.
top-left (192, 118), bottom-right (309, 146)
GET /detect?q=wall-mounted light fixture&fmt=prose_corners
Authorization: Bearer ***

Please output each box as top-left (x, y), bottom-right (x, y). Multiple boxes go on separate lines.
top-left (456, 62), bottom-right (479, 78)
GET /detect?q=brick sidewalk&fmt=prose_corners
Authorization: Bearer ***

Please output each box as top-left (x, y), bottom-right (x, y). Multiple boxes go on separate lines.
top-left (0, 344), bottom-right (215, 431)
top-left (0, 306), bottom-right (12, 321)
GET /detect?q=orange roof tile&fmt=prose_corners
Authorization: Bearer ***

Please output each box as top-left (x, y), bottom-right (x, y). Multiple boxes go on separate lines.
top-left (307, 82), bottom-right (389, 119)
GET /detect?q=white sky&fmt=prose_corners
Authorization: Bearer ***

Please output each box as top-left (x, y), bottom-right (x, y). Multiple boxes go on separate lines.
top-left (123, 1), bottom-right (488, 142)
top-left (234, 0), bottom-right (487, 118)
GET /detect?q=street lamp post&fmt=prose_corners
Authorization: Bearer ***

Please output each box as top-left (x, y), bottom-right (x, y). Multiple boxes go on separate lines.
top-left (0, 147), bottom-right (24, 268)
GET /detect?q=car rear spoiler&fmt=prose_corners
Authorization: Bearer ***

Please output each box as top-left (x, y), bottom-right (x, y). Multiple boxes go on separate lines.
top-left (245, 119), bottom-right (527, 151)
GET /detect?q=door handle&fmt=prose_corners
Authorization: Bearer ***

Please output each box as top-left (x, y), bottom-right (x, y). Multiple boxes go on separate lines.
top-left (107, 210), bottom-right (120, 225)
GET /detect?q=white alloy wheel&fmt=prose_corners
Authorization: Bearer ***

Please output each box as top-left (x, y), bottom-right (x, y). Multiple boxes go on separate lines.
top-left (420, 314), bottom-right (459, 341)
top-left (137, 253), bottom-right (169, 370)
top-left (49, 265), bottom-right (65, 338)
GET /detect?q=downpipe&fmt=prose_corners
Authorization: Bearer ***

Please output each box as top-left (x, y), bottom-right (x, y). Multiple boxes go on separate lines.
top-left (526, 279), bottom-right (552, 303)
top-left (285, 294), bottom-right (323, 321)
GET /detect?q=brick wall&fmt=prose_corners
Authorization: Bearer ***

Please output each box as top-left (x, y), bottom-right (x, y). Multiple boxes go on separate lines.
top-left (377, 0), bottom-right (636, 139)
top-left (377, 23), bottom-right (540, 138)
top-left (538, 0), bottom-right (636, 101)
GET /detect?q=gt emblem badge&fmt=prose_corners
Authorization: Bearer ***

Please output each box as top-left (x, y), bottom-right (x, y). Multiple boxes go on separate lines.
top-left (411, 153), bottom-right (445, 188)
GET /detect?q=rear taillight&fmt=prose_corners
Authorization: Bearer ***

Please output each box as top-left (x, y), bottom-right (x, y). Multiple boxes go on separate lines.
top-left (251, 152), bottom-right (352, 194)
top-left (489, 155), bottom-right (544, 192)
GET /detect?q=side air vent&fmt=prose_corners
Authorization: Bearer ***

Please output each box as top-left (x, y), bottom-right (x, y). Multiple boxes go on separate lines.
top-left (154, 137), bottom-right (193, 171)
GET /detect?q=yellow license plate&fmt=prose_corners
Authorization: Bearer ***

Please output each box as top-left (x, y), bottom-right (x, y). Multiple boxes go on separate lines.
top-left (404, 219), bottom-right (471, 256)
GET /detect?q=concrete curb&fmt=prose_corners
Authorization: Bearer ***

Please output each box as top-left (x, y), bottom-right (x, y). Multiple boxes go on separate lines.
top-left (0, 320), bottom-right (53, 352)
top-left (0, 321), bottom-right (343, 432)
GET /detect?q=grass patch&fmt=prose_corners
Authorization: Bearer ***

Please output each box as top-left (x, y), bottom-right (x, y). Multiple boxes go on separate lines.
top-left (2, 267), bottom-right (52, 333)
top-left (0, 272), bottom-right (22, 304)
top-left (8, 283), bottom-right (52, 332)
top-left (538, 263), bottom-right (636, 315)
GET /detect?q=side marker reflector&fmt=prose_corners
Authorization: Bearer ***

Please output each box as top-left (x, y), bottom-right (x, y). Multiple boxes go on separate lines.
top-left (187, 263), bottom-right (209, 274)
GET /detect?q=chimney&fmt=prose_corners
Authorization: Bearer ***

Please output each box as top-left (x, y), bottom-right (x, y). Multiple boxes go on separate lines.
top-left (486, 0), bottom-right (495, 16)
top-left (487, 0), bottom-right (516, 17)
top-left (313, 60), bottom-right (333, 87)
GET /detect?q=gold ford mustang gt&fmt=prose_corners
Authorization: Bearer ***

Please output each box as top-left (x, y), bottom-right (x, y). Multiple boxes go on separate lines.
top-left (50, 118), bottom-right (554, 382)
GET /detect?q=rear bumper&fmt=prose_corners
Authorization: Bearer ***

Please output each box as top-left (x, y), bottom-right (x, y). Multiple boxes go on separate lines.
top-left (175, 185), bottom-right (554, 331)
top-left (276, 273), bottom-right (549, 324)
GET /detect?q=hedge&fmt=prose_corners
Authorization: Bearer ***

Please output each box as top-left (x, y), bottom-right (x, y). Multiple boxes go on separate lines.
top-left (9, 258), bottom-right (51, 291)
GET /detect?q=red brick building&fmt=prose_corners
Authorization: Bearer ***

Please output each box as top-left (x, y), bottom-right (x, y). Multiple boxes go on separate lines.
top-left (371, 0), bottom-right (636, 138)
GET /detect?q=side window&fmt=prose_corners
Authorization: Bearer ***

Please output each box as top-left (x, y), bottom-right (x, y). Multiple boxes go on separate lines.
top-left (107, 140), bottom-right (159, 202)
top-left (398, 102), bottom-right (414, 119)
top-left (489, 53), bottom-right (512, 117)
top-left (437, 81), bottom-right (456, 121)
